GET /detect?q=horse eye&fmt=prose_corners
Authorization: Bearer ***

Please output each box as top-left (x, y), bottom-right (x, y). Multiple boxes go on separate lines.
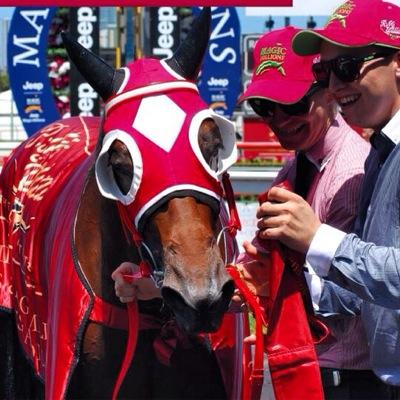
top-left (210, 155), bottom-right (218, 172)
top-left (209, 145), bottom-right (223, 172)
top-left (198, 119), bottom-right (224, 170)
top-left (108, 148), bottom-right (133, 195)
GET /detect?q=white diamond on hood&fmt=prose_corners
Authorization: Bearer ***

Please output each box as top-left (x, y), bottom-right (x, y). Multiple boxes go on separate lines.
top-left (133, 95), bottom-right (186, 152)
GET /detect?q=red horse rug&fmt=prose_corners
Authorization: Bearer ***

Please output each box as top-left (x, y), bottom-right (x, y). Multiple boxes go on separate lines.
top-left (0, 116), bottom-right (248, 399)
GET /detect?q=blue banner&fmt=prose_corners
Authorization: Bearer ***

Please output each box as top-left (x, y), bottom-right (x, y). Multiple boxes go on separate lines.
top-left (193, 7), bottom-right (241, 119)
top-left (7, 7), bottom-right (60, 137)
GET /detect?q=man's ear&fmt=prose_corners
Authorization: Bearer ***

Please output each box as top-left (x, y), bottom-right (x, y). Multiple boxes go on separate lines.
top-left (393, 51), bottom-right (400, 78)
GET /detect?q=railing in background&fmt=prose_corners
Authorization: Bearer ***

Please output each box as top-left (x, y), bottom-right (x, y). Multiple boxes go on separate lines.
top-left (0, 90), bottom-right (26, 142)
top-left (228, 141), bottom-right (290, 196)
top-left (0, 90), bottom-right (26, 169)
top-left (237, 141), bottom-right (293, 164)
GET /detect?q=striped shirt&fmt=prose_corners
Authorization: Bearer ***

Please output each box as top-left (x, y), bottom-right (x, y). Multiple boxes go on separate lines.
top-left (274, 113), bottom-right (371, 369)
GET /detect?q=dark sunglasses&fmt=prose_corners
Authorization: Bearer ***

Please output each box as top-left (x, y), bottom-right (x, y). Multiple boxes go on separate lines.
top-left (312, 51), bottom-right (396, 87)
top-left (249, 84), bottom-right (322, 118)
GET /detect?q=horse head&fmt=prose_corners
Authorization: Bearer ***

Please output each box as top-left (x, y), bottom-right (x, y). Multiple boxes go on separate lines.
top-left (63, 8), bottom-right (238, 334)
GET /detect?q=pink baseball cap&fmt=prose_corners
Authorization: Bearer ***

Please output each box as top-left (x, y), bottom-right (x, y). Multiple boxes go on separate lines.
top-left (293, 0), bottom-right (400, 56)
top-left (238, 26), bottom-right (317, 105)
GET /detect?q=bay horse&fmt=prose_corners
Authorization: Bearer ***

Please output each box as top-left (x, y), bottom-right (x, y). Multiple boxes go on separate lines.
top-left (0, 9), bottom-right (246, 399)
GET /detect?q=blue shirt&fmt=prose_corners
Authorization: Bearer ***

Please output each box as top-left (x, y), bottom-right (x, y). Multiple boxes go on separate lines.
top-left (307, 109), bottom-right (400, 385)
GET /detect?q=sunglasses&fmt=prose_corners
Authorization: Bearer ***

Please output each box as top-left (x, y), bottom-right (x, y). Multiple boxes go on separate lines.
top-left (312, 51), bottom-right (395, 87)
top-left (249, 84), bottom-right (322, 118)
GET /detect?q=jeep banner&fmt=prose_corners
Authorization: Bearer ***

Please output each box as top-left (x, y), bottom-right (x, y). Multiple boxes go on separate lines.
top-left (149, 7), bottom-right (180, 60)
top-left (193, 7), bottom-right (241, 119)
top-left (69, 7), bottom-right (100, 117)
top-left (7, 7), bottom-right (60, 137)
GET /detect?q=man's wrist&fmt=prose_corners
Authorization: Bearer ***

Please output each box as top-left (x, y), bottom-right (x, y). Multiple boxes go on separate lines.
top-left (304, 268), bottom-right (323, 311)
top-left (306, 223), bottom-right (346, 277)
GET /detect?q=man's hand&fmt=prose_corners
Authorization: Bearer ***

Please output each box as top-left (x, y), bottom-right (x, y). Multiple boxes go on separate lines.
top-left (111, 262), bottom-right (162, 303)
top-left (231, 241), bottom-right (270, 312)
top-left (256, 186), bottom-right (321, 253)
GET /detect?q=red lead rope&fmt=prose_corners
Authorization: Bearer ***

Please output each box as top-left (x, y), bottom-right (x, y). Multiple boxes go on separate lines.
top-left (222, 173), bottom-right (266, 400)
top-left (112, 203), bottom-right (150, 400)
top-left (222, 172), bottom-right (242, 236)
top-left (226, 265), bottom-right (266, 400)
top-left (111, 301), bottom-right (139, 400)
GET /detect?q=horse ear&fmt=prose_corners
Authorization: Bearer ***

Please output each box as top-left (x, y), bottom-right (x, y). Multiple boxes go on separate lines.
top-left (61, 32), bottom-right (124, 101)
top-left (165, 7), bottom-right (211, 80)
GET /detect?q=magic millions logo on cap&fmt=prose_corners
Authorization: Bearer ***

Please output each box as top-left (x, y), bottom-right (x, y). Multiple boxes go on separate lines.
top-left (380, 19), bottom-right (400, 40)
top-left (255, 43), bottom-right (286, 77)
top-left (326, 0), bottom-right (355, 28)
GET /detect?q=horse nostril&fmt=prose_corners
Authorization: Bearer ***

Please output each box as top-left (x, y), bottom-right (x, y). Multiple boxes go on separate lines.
top-left (221, 279), bottom-right (235, 302)
top-left (161, 281), bottom-right (234, 334)
top-left (162, 287), bottom-right (187, 312)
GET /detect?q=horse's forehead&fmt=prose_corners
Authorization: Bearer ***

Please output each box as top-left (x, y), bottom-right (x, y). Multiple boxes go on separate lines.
top-left (119, 58), bottom-right (184, 93)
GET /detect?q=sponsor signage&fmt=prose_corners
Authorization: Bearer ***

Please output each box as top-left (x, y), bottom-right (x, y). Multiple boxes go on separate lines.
top-left (245, 0), bottom-right (340, 16)
top-left (7, 7), bottom-right (60, 136)
top-left (242, 34), bottom-right (261, 115)
top-left (69, 7), bottom-right (100, 117)
top-left (1, 0), bottom-right (293, 6)
top-left (243, 34), bottom-right (260, 76)
top-left (149, 7), bottom-right (180, 60)
top-left (193, 7), bottom-right (241, 119)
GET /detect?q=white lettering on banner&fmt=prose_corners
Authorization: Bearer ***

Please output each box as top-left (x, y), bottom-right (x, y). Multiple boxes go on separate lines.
top-left (153, 7), bottom-right (177, 59)
top-left (23, 81), bottom-right (44, 91)
top-left (76, 7), bottom-right (98, 116)
top-left (209, 8), bottom-right (237, 64)
top-left (207, 77), bottom-right (229, 87)
top-left (77, 7), bottom-right (97, 49)
top-left (12, 9), bottom-right (50, 68)
top-left (78, 83), bottom-right (97, 116)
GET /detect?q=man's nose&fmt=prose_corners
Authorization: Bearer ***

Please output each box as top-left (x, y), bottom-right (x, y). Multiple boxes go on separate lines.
top-left (329, 70), bottom-right (347, 92)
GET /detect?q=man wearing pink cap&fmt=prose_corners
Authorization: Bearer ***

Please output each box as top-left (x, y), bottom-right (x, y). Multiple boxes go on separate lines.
top-left (238, 26), bottom-right (379, 399)
top-left (257, 0), bottom-right (400, 395)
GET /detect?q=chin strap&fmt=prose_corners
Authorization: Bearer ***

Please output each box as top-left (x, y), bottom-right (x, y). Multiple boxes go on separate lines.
top-left (222, 172), bottom-right (242, 236)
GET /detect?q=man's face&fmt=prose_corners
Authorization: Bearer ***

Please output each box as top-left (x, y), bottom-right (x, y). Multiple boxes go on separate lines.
top-left (263, 87), bottom-right (332, 152)
top-left (320, 42), bottom-right (400, 130)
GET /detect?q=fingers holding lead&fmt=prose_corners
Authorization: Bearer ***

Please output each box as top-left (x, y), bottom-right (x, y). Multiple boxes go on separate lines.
top-left (115, 279), bottom-right (137, 298)
top-left (256, 201), bottom-right (284, 219)
top-left (256, 213), bottom-right (288, 231)
top-left (267, 186), bottom-right (300, 203)
top-left (242, 241), bottom-right (269, 261)
top-left (111, 262), bottom-right (139, 282)
top-left (118, 295), bottom-right (136, 304)
top-left (257, 227), bottom-right (283, 241)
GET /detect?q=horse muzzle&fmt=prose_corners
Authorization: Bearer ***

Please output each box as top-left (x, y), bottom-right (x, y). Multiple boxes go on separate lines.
top-left (161, 271), bottom-right (235, 334)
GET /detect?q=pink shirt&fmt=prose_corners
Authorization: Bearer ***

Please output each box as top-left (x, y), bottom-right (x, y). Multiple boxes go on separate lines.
top-left (274, 113), bottom-right (371, 369)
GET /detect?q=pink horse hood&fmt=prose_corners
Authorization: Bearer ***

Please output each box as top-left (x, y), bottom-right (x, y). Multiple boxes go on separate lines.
top-left (95, 59), bottom-right (237, 228)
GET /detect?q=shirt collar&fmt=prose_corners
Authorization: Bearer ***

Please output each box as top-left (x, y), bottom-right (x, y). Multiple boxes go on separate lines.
top-left (381, 108), bottom-right (400, 145)
top-left (369, 108), bottom-right (400, 164)
top-left (305, 112), bottom-right (345, 172)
